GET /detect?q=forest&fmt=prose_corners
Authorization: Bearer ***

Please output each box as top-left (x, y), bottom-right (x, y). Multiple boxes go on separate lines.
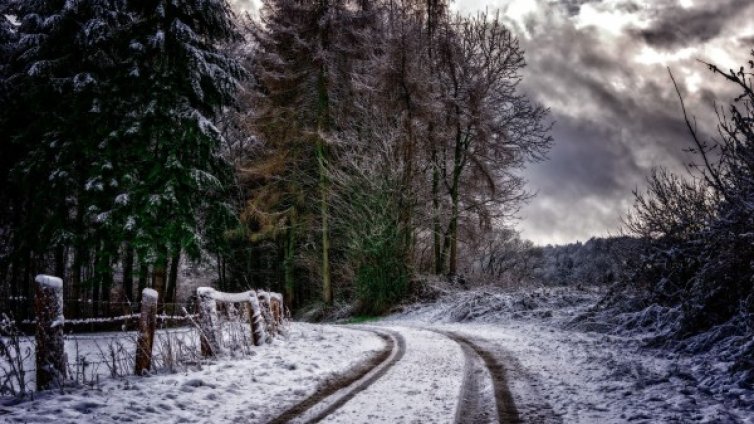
top-left (0, 0), bottom-right (551, 317)
top-left (1, 0), bottom-right (753, 350)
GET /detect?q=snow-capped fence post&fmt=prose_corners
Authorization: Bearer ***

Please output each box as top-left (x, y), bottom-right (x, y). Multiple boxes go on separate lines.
top-left (248, 291), bottom-right (267, 346)
top-left (34, 274), bottom-right (66, 390)
top-left (195, 288), bottom-right (284, 353)
top-left (197, 287), bottom-right (221, 357)
top-left (134, 288), bottom-right (158, 375)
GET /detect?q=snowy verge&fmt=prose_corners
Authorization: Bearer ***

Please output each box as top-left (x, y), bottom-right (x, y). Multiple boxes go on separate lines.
top-left (0, 323), bottom-right (385, 424)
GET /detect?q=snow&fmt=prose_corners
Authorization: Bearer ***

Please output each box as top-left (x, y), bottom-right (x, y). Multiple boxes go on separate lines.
top-left (141, 288), bottom-right (158, 301)
top-left (388, 287), bottom-right (754, 423)
top-left (34, 275), bottom-right (62, 289)
top-left (322, 325), bottom-right (465, 424)
top-left (200, 287), bottom-right (256, 303)
top-left (4, 286), bottom-right (753, 423)
top-left (1, 324), bottom-right (385, 423)
top-left (114, 193), bottom-right (129, 206)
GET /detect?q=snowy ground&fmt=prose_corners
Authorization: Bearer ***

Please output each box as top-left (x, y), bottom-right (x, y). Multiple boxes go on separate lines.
top-left (322, 325), bottom-right (464, 423)
top-left (3, 287), bottom-right (753, 423)
top-left (0, 323), bottom-right (385, 423)
top-left (387, 287), bottom-right (754, 423)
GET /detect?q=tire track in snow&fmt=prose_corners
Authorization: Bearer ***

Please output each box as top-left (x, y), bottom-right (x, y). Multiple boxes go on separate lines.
top-left (268, 327), bottom-right (405, 424)
top-left (437, 331), bottom-right (522, 424)
top-left (426, 329), bottom-right (498, 424)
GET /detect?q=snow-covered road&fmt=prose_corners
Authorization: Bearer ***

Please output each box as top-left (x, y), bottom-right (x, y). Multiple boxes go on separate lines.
top-left (3, 318), bottom-right (753, 423)
top-left (320, 326), bottom-right (465, 423)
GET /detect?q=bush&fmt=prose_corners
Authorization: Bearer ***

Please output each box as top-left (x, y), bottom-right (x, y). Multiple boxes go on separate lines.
top-left (625, 55), bottom-right (754, 337)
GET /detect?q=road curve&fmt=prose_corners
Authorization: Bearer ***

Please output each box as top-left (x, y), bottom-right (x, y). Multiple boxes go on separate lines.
top-left (268, 327), bottom-right (406, 424)
top-left (441, 328), bottom-right (564, 424)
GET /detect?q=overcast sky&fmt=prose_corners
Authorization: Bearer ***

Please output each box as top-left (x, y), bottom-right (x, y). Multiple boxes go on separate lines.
top-left (235, 0), bottom-right (754, 245)
top-left (447, 0), bottom-right (754, 245)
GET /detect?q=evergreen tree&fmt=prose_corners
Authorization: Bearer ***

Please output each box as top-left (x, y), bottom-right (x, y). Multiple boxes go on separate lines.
top-left (1, 0), bottom-right (129, 301)
top-left (112, 0), bottom-right (244, 286)
top-left (1, 0), bottom-right (243, 302)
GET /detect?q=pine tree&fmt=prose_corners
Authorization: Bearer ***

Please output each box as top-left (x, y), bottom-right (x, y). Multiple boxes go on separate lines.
top-left (249, 0), bottom-right (373, 306)
top-left (1, 0), bottom-right (130, 300)
top-left (111, 0), bottom-right (244, 286)
top-left (2, 0), bottom-right (243, 301)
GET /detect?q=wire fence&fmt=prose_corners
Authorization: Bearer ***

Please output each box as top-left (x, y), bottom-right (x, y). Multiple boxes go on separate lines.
top-left (3, 298), bottom-right (199, 334)
top-left (1, 288), bottom-right (286, 395)
top-left (1, 325), bottom-right (205, 393)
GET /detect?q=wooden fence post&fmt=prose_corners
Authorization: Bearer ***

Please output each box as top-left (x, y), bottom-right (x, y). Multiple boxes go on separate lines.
top-left (248, 291), bottom-right (267, 346)
top-left (134, 288), bottom-right (158, 375)
top-left (197, 287), bottom-right (220, 357)
top-left (271, 298), bottom-right (280, 328)
top-left (271, 293), bottom-right (284, 326)
top-left (34, 274), bottom-right (66, 390)
top-left (257, 291), bottom-right (275, 335)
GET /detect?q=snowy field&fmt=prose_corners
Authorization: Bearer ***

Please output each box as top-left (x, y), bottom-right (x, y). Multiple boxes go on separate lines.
top-left (0, 323), bottom-right (385, 423)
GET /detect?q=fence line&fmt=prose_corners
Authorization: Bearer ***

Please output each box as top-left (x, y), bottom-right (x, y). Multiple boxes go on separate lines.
top-left (3, 275), bottom-right (287, 394)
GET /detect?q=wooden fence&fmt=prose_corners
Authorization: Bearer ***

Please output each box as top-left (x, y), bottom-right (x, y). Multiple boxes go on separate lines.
top-left (29, 274), bottom-right (285, 389)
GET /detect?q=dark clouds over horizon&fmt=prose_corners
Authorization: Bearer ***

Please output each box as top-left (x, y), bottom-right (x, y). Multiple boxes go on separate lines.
top-left (451, 0), bottom-right (754, 245)
top-left (234, 0), bottom-right (754, 245)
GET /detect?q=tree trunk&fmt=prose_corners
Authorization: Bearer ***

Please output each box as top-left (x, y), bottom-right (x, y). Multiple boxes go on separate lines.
top-left (216, 254), bottom-right (225, 291)
top-left (53, 245), bottom-right (65, 283)
top-left (92, 250), bottom-right (101, 317)
top-left (123, 244), bottom-right (134, 301)
top-left (137, 261), bottom-right (148, 302)
top-left (166, 250), bottom-right (180, 304)
top-left (317, 141), bottom-right (333, 305)
top-left (152, 261), bottom-right (166, 308)
top-left (448, 199), bottom-right (459, 276)
top-left (102, 259), bottom-right (113, 316)
top-left (284, 211), bottom-right (296, 311)
top-left (432, 145), bottom-right (443, 274)
top-left (315, 14), bottom-right (333, 305)
top-left (442, 122), bottom-right (465, 276)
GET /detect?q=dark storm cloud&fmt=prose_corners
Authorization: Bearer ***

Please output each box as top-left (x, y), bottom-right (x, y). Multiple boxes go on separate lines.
top-left (635, 0), bottom-right (754, 49)
top-left (471, 0), bottom-right (751, 244)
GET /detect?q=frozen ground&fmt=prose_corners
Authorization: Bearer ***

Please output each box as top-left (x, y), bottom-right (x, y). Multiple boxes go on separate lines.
top-left (3, 287), bottom-right (753, 423)
top-left (322, 325), bottom-right (464, 423)
top-left (0, 323), bottom-right (385, 423)
top-left (387, 286), bottom-right (754, 423)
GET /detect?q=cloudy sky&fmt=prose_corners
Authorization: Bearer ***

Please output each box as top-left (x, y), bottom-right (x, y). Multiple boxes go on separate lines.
top-left (235, 0), bottom-right (754, 245)
top-left (445, 0), bottom-right (754, 245)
